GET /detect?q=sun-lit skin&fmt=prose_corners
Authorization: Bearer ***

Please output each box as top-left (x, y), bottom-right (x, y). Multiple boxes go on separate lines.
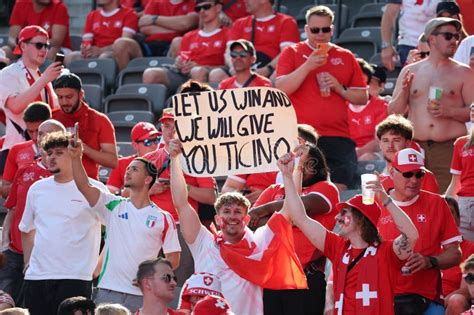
top-left (21, 34), bottom-right (49, 68)
top-left (161, 119), bottom-right (176, 144)
top-left (146, 263), bottom-right (177, 302)
top-left (430, 24), bottom-right (459, 58)
top-left (379, 131), bottom-right (411, 163)
top-left (46, 147), bottom-right (69, 174)
top-left (390, 168), bottom-right (424, 201)
top-left (335, 207), bottom-right (358, 238)
top-left (25, 121), bottom-right (43, 144)
top-left (55, 88), bottom-right (84, 114)
top-left (305, 15), bottom-right (333, 47)
top-left (123, 159), bottom-right (151, 190)
top-left (197, 1), bottom-right (220, 25)
top-left (214, 204), bottom-right (250, 243)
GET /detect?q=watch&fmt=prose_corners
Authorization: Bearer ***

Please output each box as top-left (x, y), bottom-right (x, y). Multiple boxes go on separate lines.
top-left (429, 256), bottom-right (439, 269)
top-left (381, 41), bottom-right (391, 50)
top-left (151, 15), bottom-right (159, 25)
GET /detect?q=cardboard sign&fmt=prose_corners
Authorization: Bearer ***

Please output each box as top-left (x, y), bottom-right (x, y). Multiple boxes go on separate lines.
top-left (171, 87), bottom-right (298, 177)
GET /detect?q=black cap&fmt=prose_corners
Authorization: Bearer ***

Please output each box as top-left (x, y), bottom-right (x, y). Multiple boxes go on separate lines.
top-left (53, 72), bottom-right (82, 91)
top-left (370, 64), bottom-right (387, 83)
top-left (436, 1), bottom-right (460, 16)
top-left (230, 39), bottom-right (256, 56)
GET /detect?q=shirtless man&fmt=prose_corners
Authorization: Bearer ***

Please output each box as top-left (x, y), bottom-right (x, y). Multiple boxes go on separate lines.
top-left (389, 17), bottom-right (474, 191)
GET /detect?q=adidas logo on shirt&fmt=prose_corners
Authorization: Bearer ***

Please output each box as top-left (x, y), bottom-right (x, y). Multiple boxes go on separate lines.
top-left (118, 213), bottom-right (129, 220)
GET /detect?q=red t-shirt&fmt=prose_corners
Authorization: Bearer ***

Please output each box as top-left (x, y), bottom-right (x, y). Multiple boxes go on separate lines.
top-left (179, 28), bottom-right (228, 66)
top-left (348, 96), bottom-right (388, 148)
top-left (379, 171), bottom-right (439, 194)
top-left (4, 161), bottom-right (50, 253)
top-left (221, 0), bottom-right (249, 21)
top-left (442, 240), bottom-right (474, 297)
top-left (377, 191), bottom-right (462, 301)
top-left (229, 13), bottom-right (299, 60)
top-left (228, 172), bottom-right (277, 191)
top-left (121, 0), bottom-right (150, 8)
top-left (52, 102), bottom-right (116, 179)
top-left (458, 0), bottom-right (474, 35)
top-left (450, 136), bottom-right (474, 196)
top-left (277, 41), bottom-right (367, 138)
top-left (10, 0), bottom-right (71, 49)
top-left (144, 148), bottom-right (216, 222)
top-left (254, 181), bottom-right (339, 266)
top-left (324, 232), bottom-right (402, 315)
top-left (134, 308), bottom-right (183, 315)
top-left (3, 140), bottom-right (37, 183)
top-left (218, 73), bottom-right (272, 89)
top-left (144, 0), bottom-right (195, 42)
top-left (107, 154), bottom-right (137, 190)
top-left (83, 7), bottom-right (138, 48)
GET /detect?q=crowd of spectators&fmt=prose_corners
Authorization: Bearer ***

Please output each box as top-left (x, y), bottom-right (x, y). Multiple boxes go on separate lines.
top-left (0, 0), bottom-right (474, 314)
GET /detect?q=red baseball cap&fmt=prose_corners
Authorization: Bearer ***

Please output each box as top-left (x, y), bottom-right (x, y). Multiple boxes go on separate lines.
top-left (193, 295), bottom-right (234, 315)
top-left (181, 273), bottom-right (223, 304)
top-left (159, 110), bottom-right (175, 122)
top-left (336, 195), bottom-right (381, 228)
top-left (131, 122), bottom-right (160, 142)
top-left (391, 148), bottom-right (425, 173)
top-left (13, 25), bottom-right (49, 55)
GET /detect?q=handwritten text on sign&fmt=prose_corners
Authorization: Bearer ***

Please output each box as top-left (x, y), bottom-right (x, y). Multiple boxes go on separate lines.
top-left (172, 87), bottom-right (298, 177)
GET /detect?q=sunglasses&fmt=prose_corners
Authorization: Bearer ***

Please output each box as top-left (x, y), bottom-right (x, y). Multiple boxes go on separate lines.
top-left (194, 3), bottom-right (213, 12)
top-left (309, 26), bottom-right (331, 34)
top-left (395, 168), bottom-right (425, 179)
top-left (160, 273), bottom-right (178, 283)
top-left (419, 51), bottom-right (430, 58)
top-left (433, 32), bottom-right (460, 41)
top-left (26, 42), bottom-right (51, 50)
top-left (464, 273), bottom-right (474, 284)
top-left (137, 138), bottom-right (160, 147)
top-left (230, 51), bottom-right (250, 58)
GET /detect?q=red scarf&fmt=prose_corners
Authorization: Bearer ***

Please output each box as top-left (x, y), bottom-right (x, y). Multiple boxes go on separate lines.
top-left (334, 244), bottom-right (380, 315)
top-left (24, 65), bottom-right (55, 109)
top-left (212, 213), bottom-right (307, 290)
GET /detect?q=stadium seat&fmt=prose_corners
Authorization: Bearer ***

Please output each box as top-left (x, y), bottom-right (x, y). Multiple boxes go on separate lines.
top-left (68, 58), bottom-right (118, 94)
top-left (108, 111), bottom-right (155, 142)
top-left (339, 189), bottom-right (362, 202)
top-left (0, 35), bottom-right (7, 46)
top-left (70, 34), bottom-right (83, 51)
top-left (104, 94), bottom-right (153, 113)
top-left (116, 84), bottom-right (167, 116)
top-left (351, 3), bottom-right (386, 28)
top-left (116, 57), bottom-right (174, 87)
top-left (381, 78), bottom-right (396, 96)
top-left (369, 53), bottom-right (402, 79)
top-left (98, 166), bottom-right (111, 184)
top-left (335, 27), bottom-right (381, 60)
top-left (82, 84), bottom-right (103, 111)
top-left (351, 160), bottom-right (387, 188)
top-left (116, 141), bottom-right (135, 157)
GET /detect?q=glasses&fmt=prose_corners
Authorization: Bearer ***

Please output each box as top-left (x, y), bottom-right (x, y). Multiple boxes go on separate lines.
top-left (433, 32), bottom-right (460, 41)
top-left (137, 138), bottom-right (160, 147)
top-left (309, 26), bottom-right (331, 34)
top-left (160, 273), bottom-right (178, 283)
top-left (464, 273), bottom-right (474, 284)
top-left (194, 3), bottom-right (213, 12)
top-left (26, 42), bottom-right (51, 50)
top-left (230, 51), bottom-right (250, 58)
top-left (395, 168), bottom-right (425, 179)
top-left (419, 51), bottom-right (430, 58)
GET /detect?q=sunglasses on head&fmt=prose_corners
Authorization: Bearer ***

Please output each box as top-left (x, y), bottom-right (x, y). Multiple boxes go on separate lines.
top-left (395, 168), bottom-right (425, 179)
top-left (137, 138), bottom-right (160, 147)
top-left (160, 273), bottom-right (178, 283)
top-left (194, 3), bottom-right (213, 12)
top-left (230, 50), bottom-right (251, 58)
top-left (464, 273), bottom-right (474, 284)
top-left (26, 42), bottom-right (51, 50)
top-left (433, 31), bottom-right (460, 41)
top-left (309, 26), bottom-right (331, 34)
top-left (419, 51), bottom-right (430, 58)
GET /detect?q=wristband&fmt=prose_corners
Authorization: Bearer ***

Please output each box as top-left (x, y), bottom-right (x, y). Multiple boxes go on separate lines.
top-left (266, 65), bottom-right (274, 76)
top-left (429, 256), bottom-right (439, 269)
top-left (151, 15), bottom-right (158, 25)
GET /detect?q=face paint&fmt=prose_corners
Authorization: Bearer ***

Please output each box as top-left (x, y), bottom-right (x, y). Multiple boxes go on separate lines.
top-left (219, 216), bottom-right (245, 229)
top-left (341, 215), bottom-right (351, 227)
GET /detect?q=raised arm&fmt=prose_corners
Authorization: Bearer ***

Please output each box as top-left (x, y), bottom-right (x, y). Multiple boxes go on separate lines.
top-left (169, 139), bottom-right (202, 244)
top-left (388, 67), bottom-right (413, 115)
top-left (69, 139), bottom-right (101, 207)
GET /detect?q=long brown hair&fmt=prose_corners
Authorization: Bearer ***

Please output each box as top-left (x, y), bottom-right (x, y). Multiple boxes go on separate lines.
top-left (351, 208), bottom-right (382, 245)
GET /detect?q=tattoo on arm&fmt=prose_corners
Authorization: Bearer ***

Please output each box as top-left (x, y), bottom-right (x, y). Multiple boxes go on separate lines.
top-left (394, 233), bottom-right (411, 256)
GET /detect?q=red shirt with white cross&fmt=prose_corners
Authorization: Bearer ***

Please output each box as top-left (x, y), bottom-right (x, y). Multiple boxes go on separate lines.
top-left (377, 191), bottom-right (462, 301)
top-left (450, 136), bottom-right (474, 196)
top-left (218, 73), bottom-right (272, 89)
top-left (179, 28), bottom-right (228, 66)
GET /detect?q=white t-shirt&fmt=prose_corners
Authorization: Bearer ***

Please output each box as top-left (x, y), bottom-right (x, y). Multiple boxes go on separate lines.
top-left (19, 177), bottom-right (105, 280)
top-left (454, 35), bottom-right (474, 66)
top-left (397, 0), bottom-right (439, 47)
top-left (0, 60), bottom-right (58, 150)
top-left (188, 226), bottom-right (263, 315)
top-left (94, 192), bottom-right (181, 296)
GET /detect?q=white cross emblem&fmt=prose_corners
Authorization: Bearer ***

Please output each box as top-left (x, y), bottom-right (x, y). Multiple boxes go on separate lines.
top-left (408, 154), bottom-right (418, 162)
top-left (215, 299), bottom-right (226, 309)
top-left (356, 283), bottom-right (378, 306)
top-left (335, 293), bottom-right (344, 315)
top-left (417, 214), bottom-right (427, 222)
top-left (203, 276), bottom-right (213, 286)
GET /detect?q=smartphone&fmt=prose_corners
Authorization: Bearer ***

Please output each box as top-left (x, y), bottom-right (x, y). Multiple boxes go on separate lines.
top-left (55, 53), bottom-right (65, 65)
top-left (73, 122), bottom-right (79, 145)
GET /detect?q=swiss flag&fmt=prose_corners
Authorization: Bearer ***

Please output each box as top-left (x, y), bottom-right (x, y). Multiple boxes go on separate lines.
top-left (408, 154), bottom-right (418, 163)
top-left (213, 213), bottom-right (308, 290)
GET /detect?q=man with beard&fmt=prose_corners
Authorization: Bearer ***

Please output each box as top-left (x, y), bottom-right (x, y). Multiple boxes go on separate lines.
top-left (375, 114), bottom-right (439, 193)
top-left (4, 0), bottom-right (71, 60)
top-left (389, 18), bottom-right (474, 192)
top-left (19, 131), bottom-right (106, 315)
top-left (53, 72), bottom-right (117, 179)
top-left (69, 139), bottom-right (180, 312)
top-left (169, 139), bottom-right (308, 315)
